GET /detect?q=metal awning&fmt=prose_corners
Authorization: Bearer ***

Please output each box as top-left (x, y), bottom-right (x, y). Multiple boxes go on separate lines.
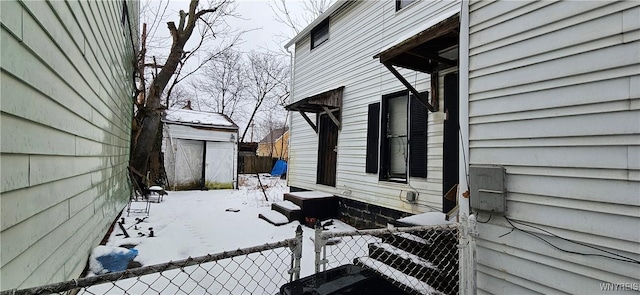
top-left (375, 12), bottom-right (460, 112)
top-left (285, 86), bottom-right (344, 133)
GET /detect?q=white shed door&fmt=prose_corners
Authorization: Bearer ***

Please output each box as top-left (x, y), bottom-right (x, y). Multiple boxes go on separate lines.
top-left (205, 142), bottom-right (234, 184)
top-left (174, 139), bottom-right (204, 186)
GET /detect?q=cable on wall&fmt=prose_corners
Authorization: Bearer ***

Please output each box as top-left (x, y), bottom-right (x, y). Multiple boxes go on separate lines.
top-left (498, 216), bottom-right (640, 265)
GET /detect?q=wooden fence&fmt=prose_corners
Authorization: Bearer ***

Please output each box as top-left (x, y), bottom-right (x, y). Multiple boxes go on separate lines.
top-left (239, 155), bottom-right (274, 174)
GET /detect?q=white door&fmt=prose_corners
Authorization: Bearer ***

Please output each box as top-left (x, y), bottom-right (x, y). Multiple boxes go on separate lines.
top-left (205, 142), bottom-right (234, 185)
top-left (174, 139), bottom-right (204, 187)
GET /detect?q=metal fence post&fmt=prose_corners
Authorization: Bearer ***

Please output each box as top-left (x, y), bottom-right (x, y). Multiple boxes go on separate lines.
top-left (289, 225), bottom-right (303, 282)
top-left (314, 220), bottom-right (328, 274)
top-left (459, 214), bottom-right (469, 295)
top-left (468, 214), bottom-right (478, 295)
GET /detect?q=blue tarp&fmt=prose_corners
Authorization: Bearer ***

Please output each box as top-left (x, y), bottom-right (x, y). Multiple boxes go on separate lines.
top-left (96, 248), bottom-right (138, 273)
top-left (271, 160), bottom-right (288, 177)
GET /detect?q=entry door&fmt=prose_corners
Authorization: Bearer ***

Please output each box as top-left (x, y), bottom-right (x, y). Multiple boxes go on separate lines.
top-left (443, 73), bottom-right (459, 213)
top-left (317, 113), bottom-right (339, 186)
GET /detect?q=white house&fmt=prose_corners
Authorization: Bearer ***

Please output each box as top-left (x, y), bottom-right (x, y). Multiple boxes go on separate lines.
top-left (0, 0), bottom-right (139, 290)
top-left (459, 1), bottom-right (640, 293)
top-left (285, 0), bottom-right (461, 228)
top-left (163, 108), bottom-right (239, 190)
top-left (287, 0), bottom-right (639, 293)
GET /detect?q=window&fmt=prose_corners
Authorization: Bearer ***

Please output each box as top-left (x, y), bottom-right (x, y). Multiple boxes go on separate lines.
top-left (311, 18), bottom-right (329, 49)
top-left (121, 0), bottom-right (129, 26)
top-left (365, 103), bottom-right (380, 174)
top-left (396, 0), bottom-right (416, 11)
top-left (366, 90), bottom-right (428, 181)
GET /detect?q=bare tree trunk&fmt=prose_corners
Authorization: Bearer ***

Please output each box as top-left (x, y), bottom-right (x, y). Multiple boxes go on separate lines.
top-left (130, 0), bottom-right (224, 189)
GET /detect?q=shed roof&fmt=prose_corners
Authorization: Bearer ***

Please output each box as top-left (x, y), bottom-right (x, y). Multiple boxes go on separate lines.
top-left (163, 109), bottom-right (238, 130)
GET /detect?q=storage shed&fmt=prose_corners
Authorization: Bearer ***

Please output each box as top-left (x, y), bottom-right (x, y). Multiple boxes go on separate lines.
top-left (163, 109), bottom-right (239, 190)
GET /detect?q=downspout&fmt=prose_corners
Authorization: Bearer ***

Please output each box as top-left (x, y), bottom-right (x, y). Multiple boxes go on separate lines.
top-left (285, 44), bottom-right (295, 185)
top-left (459, 1), bottom-right (475, 295)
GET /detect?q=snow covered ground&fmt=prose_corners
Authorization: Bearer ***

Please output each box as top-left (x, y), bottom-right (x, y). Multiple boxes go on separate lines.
top-left (87, 174), bottom-right (360, 294)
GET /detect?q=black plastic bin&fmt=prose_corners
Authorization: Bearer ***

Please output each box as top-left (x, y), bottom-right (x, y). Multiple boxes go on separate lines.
top-left (279, 264), bottom-right (408, 295)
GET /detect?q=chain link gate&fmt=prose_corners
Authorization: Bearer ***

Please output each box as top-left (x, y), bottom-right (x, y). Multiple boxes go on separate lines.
top-left (312, 223), bottom-right (459, 295)
top-left (2, 226), bottom-right (303, 295)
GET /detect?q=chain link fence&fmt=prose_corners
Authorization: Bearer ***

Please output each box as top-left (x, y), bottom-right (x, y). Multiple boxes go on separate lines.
top-left (312, 223), bottom-right (459, 295)
top-left (2, 227), bottom-right (303, 295)
top-left (4, 224), bottom-right (459, 295)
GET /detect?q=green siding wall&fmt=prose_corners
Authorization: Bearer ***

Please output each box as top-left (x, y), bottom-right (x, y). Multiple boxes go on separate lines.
top-left (0, 0), bottom-right (137, 290)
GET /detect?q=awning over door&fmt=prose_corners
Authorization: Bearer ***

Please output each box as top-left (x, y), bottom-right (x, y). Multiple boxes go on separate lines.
top-left (285, 86), bottom-right (344, 133)
top-left (375, 11), bottom-right (460, 112)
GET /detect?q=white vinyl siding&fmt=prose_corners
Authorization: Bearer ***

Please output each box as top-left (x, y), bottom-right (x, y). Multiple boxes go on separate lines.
top-left (289, 1), bottom-right (460, 213)
top-left (0, 0), bottom-right (138, 289)
top-left (467, 1), bottom-right (640, 293)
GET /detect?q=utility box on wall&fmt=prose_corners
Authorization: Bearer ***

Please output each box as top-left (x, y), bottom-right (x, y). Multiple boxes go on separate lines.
top-left (470, 165), bottom-right (506, 213)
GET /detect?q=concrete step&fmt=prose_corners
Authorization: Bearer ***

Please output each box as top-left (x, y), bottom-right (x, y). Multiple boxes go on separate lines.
top-left (354, 257), bottom-right (444, 295)
top-left (271, 200), bottom-right (301, 222)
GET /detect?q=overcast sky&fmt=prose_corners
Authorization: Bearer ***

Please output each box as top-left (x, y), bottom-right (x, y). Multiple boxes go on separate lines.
top-left (231, 0), bottom-right (302, 52)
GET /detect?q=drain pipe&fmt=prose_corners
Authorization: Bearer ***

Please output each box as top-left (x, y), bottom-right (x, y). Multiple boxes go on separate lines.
top-left (285, 44), bottom-right (295, 186)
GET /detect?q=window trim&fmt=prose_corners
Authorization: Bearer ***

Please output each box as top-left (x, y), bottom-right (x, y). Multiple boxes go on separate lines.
top-left (376, 89), bottom-right (429, 182)
top-left (380, 90), bottom-right (410, 182)
top-left (311, 18), bottom-right (330, 49)
top-left (395, 0), bottom-right (417, 11)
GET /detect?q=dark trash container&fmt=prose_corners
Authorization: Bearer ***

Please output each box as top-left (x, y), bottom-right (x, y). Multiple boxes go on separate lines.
top-left (280, 264), bottom-right (408, 295)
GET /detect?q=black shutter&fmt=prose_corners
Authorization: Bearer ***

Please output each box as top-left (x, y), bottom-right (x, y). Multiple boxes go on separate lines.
top-left (410, 94), bottom-right (428, 177)
top-left (365, 102), bottom-right (380, 173)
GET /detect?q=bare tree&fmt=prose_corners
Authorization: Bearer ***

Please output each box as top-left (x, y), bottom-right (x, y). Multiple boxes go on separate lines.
top-left (195, 49), bottom-right (248, 123)
top-left (130, 0), bottom-right (240, 191)
top-left (240, 52), bottom-right (289, 142)
top-left (268, 0), bottom-right (334, 47)
top-left (166, 83), bottom-right (194, 109)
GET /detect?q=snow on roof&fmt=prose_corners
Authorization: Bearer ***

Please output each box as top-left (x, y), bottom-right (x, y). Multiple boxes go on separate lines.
top-left (163, 109), bottom-right (237, 128)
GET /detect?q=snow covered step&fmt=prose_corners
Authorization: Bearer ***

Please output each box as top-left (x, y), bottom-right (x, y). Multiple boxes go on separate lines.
top-left (368, 242), bottom-right (457, 293)
top-left (368, 242), bottom-right (440, 281)
top-left (383, 230), bottom-right (458, 264)
top-left (383, 232), bottom-right (433, 259)
top-left (355, 257), bottom-right (445, 295)
top-left (271, 200), bottom-right (301, 222)
top-left (258, 210), bottom-right (290, 226)
top-left (392, 212), bottom-right (454, 227)
top-left (283, 191), bottom-right (338, 221)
